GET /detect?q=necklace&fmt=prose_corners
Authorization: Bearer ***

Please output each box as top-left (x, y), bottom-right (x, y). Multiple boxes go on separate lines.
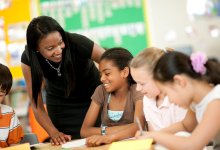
top-left (45, 59), bottom-right (62, 77)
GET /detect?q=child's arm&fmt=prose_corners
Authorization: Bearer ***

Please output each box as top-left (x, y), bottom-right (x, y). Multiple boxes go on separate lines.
top-left (138, 99), bottom-right (220, 150)
top-left (160, 109), bottom-right (197, 133)
top-left (81, 100), bottom-right (137, 137)
top-left (85, 99), bottom-right (144, 146)
top-left (80, 101), bottom-right (101, 137)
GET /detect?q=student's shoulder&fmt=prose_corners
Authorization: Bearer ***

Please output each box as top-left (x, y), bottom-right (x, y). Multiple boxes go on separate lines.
top-left (0, 104), bottom-right (14, 113)
top-left (93, 85), bottom-right (108, 99)
top-left (130, 84), bottom-right (144, 100)
top-left (95, 84), bottom-right (106, 93)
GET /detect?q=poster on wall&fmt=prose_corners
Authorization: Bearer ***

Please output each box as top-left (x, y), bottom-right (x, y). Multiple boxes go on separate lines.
top-left (39, 0), bottom-right (149, 55)
top-left (7, 22), bottom-right (28, 66)
top-left (0, 0), bottom-right (11, 10)
top-left (0, 17), bottom-right (6, 65)
top-left (0, 0), bottom-right (32, 79)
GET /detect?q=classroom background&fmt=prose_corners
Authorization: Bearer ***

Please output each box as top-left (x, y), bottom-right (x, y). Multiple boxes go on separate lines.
top-left (0, 0), bottom-right (220, 142)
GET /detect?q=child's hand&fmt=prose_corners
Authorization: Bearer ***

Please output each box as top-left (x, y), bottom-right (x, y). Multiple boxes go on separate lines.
top-left (86, 135), bottom-right (113, 147)
top-left (50, 131), bottom-right (71, 146)
top-left (135, 131), bottom-right (150, 139)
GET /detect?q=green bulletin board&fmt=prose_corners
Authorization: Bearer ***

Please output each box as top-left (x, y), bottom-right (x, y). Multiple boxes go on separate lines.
top-left (39, 0), bottom-right (148, 55)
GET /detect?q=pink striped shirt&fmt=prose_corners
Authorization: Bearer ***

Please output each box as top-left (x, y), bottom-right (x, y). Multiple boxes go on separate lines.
top-left (143, 96), bottom-right (187, 131)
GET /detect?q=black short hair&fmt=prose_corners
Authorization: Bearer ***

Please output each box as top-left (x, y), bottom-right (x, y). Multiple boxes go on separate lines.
top-left (0, 63), bottom-right (13, 95)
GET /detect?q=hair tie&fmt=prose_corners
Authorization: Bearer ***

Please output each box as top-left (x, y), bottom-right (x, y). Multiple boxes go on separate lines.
top-left (190, 52), bottom-right (207, 75)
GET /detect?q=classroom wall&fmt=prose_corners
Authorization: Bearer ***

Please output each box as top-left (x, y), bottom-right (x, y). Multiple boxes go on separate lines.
top-left (38, 0), bottom-right (148, 55)
top-left (146, 0), bottom-right (220, 59)
top-left (0, 0), bottom-right (39, 79)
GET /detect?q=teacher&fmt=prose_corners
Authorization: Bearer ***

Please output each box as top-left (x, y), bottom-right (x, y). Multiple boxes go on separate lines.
top-left (21, 16), bottom-right (105, 145)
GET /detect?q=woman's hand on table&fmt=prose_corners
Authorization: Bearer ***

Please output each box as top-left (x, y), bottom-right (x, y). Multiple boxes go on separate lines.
top-left (50, 131), bottom-right (71, 146)
top-left (86, 135), bottom-right (114, 147)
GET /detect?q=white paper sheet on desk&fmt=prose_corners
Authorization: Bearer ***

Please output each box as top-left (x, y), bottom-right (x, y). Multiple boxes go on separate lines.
top-left (61, 138), bottom-right (86, 148)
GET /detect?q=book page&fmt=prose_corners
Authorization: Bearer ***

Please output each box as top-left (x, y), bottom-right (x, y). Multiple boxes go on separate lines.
top-left (61, 138), bottom-right (86, 148)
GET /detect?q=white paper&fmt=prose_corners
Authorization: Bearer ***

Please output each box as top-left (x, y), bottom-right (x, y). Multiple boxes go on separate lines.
top-left (61, 138), bottom-right (86, 148)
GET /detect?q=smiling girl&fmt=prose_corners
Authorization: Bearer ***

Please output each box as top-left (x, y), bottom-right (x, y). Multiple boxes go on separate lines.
top-left (81, 47), bottom-right (144, 147)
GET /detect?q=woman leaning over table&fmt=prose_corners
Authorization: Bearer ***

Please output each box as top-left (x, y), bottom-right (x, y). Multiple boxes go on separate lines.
top-left (21, 16), bottom-right (105, 146)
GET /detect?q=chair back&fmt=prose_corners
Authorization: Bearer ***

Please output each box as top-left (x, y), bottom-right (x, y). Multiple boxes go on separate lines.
top-left (20, 133), bottom-right (39, 146)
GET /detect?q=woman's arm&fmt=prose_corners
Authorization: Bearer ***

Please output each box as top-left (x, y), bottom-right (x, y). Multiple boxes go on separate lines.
top-left (21, 63), bottom-right (71, 145)
top-left (91, 43), bottom-right (105, 63)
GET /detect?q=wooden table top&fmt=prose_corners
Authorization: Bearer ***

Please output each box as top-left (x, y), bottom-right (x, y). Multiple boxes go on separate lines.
top-left (33, 143), bottom-right (110, 150)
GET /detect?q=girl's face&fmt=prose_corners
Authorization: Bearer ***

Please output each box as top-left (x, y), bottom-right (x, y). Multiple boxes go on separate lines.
top-left (38, 31), bottom-right (65, 63)
top-left (155, 76), bottom-right (192, 108)
top-left (99, 59), bottom-right (128, 93)
top-left (130, 67), bottom-right (160, 99)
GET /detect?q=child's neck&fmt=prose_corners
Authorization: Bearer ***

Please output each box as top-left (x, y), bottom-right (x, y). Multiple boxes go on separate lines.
top-left (155, 93), bottom-right (165, 107)
top-left (192, 82), bottom-right (214, 104)
top-left (112, 83), bottom-right (130, 98)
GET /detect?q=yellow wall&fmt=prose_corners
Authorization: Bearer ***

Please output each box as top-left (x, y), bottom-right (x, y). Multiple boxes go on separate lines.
top-left (0, 0), bottom-right (31, 43)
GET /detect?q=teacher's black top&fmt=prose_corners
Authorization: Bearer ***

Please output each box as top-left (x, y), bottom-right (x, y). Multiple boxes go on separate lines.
top-left (21, 32), bottom-right (101, 139)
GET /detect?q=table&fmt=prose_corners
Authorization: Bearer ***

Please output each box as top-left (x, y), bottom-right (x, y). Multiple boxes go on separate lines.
top-left (33, 138), bottom-right (156, 150)
top-left (33, 143), bottom-right (110, 150)
top-left (33, 143), bottom-right (214, 150)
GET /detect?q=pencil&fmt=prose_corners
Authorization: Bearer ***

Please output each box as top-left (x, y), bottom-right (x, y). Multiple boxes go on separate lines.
top-left (135, 117), bottom-right (143, 136)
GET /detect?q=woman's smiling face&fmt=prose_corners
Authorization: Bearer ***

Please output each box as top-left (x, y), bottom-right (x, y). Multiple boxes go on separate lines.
top-left (38, 31), bottom-right (65, 63)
